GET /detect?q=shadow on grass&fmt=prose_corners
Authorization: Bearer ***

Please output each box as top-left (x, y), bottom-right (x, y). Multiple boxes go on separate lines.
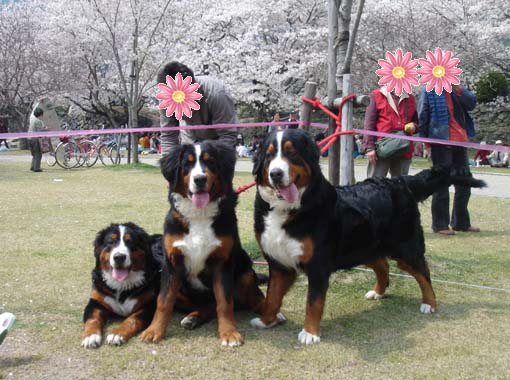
top-left (0, 354), bottom-right (41, 369)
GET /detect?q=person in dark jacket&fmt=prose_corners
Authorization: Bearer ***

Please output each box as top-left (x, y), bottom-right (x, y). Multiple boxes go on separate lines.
top-left (418, 84), bottom-right (480, 235)
top-left (28, 107), bottom-right (46, 172)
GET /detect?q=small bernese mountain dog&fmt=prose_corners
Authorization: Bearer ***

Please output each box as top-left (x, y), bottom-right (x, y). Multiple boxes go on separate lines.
top-left (250, 129), bottom-right (485, 345)
top-left (81, 223), bottom-right (162, 348)
top-left (140, 141), bottom-right (266, 347)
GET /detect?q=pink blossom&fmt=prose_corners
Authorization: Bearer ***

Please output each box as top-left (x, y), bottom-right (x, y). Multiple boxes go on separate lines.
top-left (156, 73), bottom-right (203, 120)
top-left (375, 49), bottom-right (419, 96)
top-left (417, 48), bottom-right (462, 96)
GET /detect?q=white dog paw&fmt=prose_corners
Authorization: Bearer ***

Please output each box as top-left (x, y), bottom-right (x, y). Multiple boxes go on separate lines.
top-left (250, 313), bottom-right (286, 329)
top-left (365, 290), bottom-right (384, 300)
top-left (250, 317), bottom-right (269, 329)
top-left (420, 304), bottom-right (435, 314)
top-left (298, 329), bottom-right (321, 345)
top-left (81, 334), bottom-right (102, 349)
top-left (106, 334), bottom-right (125, 346)
top-left (221, 339), bottom-right (243, 347)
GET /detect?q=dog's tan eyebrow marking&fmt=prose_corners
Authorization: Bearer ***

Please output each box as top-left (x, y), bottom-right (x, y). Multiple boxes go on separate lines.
top-left (267, 144), bottom-right (276, 155)
top-left (283, 141), bottom-right (295, 153)
top-left (124, 233), bottom-right (131, 242)
top-left (110, 233), bottom-right (118, 240)
top-left (187, 154), bottom-right (195, 162)
top-left (203, 152), bottom-right (210, 161)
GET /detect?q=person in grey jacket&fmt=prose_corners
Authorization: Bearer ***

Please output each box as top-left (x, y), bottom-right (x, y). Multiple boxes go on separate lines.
top-left (157, 61), bottom-right (238, 155)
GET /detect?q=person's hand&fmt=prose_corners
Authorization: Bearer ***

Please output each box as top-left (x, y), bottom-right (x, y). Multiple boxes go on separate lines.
top-left (366, 150), bottom-right (377, 165)
top-left (404, 122), bottom-right (417, 135)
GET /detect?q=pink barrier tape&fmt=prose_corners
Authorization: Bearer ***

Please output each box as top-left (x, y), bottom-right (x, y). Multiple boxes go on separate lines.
top-left (0, 121), bottom-right (300, 140)
top-left (307, 122), bottom-right (510, 154)
top-left (352, 128), bottom-right (510, 154)
top-left (2, 120), bottom-right (508, 154)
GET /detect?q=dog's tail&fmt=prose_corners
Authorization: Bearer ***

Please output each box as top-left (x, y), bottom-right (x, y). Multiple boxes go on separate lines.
top-left (403, 166), bottom-right (486, 203)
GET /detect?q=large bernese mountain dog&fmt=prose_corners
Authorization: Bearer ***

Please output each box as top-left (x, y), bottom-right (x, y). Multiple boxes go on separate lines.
top-left (140, 141), bottom-right (267, 347)
top-left (81, 223), bottom-right (162, 348)
top-left (250, 129), bottom-right (485, 345)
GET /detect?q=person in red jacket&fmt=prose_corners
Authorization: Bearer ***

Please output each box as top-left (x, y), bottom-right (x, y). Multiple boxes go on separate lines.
top-left (363, 86), bottom-right (418, 178)
top-left (474, 141), bottom-right (490, 165)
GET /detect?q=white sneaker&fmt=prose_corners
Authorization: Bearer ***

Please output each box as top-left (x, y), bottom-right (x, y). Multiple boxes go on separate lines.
top-left (0, 312), bottom-right (16, 345)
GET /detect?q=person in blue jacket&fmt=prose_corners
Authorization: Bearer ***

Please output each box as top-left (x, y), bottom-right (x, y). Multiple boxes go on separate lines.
top-left (418, 84), bottom-right (480, 235)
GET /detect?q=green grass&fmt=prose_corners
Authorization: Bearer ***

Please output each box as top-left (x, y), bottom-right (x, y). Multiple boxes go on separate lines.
top-left (0, 161), bottom-right (509, 380)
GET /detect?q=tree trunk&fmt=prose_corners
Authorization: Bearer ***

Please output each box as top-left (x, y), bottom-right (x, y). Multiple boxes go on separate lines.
top-left (327, 0), bottom-right (340, 186)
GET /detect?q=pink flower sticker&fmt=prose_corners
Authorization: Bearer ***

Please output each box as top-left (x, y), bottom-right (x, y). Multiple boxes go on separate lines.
top-left (375, 49), bottom-right (419, 96)
top-left (156, 73), bottom-right (203, 120)
top-left (417, 48), bottom-right (462, 95)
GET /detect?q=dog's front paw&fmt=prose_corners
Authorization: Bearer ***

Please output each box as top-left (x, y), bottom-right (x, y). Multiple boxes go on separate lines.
top-left (420, 303), bottom-right (436, 314)
top-left (250, 312), bottom-right (287, 329)
top-left (81, 334), bottom-right (102, 349)
top-left (106, 334), bottom-right (125, 346)
top-left (298, 329), bottom-right (321, 345)
top-left (365, 290), bottom-right (384, 300)
top-left (140, 326), bottom-right (165, 343)
top-left (220, 330), bottom-right (243, 347)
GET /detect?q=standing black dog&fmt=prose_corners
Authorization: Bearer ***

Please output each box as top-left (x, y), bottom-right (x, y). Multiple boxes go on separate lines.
top-left (141, 141), bottom-right (266, 347)
top-left (250, 129), bottom-right (485, 344)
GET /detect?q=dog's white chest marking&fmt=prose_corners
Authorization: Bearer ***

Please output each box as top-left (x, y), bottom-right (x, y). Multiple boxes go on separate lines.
top-left (261, 209), bottom-right (303, 270)
top-left (104, 296), bottom-right (137, 317)
top-left (173, 196), bottom-right (222, 290)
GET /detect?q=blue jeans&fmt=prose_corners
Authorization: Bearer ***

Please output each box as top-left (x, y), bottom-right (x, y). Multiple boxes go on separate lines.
top-left (431, 145), bottom-right (472, 231)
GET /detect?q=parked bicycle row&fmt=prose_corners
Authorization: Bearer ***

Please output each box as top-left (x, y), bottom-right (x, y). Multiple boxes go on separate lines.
top-left (42, 133), bottom-right (127, 169)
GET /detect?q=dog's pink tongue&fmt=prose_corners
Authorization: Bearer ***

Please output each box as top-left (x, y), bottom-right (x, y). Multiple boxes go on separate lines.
top-left (191, 192), bottom-right (210, 208)
top-left (278, 183), bottom-right (299, 203)
top-left (112, 268), bottom-right (129, 282)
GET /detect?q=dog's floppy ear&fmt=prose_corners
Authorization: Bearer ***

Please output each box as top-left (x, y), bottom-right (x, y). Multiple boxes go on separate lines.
top-left (159, 145), bottom-right (186, 190)
top-left (297, 129), bottom-right (320, 170)
top-left (209, 140), bottom-right (236, 184)
top-left (93, 224), bottom-right (114, 260)
top-left (252, 133), bottom-right (271, 181)
top-left (123, 222), bottom-right (151, 254)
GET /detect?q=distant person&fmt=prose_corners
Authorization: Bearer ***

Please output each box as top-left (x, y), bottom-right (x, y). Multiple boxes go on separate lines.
top-left (473, 141), bottom-right (490, 166)
top-left (0, 120), bottom-right (9, 149)
top-left (363, 85), bottom-right (418, 178)
top-left (487, 140), bottom-right (507, 167)
top-left (28, 107), bottom-right (47, 172)
top-left (249, 135), bottom-right (262, 156)
top-left (354, 135), bottom-right (365, 158)
top-left (418, 84), bottom-right (479, 235)
top-left (286, 111), bottom-right (299, 129)
top-left (267, 112), bottom-right (282, 134)
top-left (158, 61), bottom-right (238, 155)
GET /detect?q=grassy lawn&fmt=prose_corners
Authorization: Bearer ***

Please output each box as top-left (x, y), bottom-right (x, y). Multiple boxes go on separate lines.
top-left (1, 161), bottom-right (509, 380)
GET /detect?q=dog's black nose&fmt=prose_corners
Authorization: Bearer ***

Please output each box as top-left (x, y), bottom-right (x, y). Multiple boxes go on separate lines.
top-left (113, 254), bottom-right (126, 266)
top-left (270, 168), bottom-right (284, 184)
top-left (194, 174), bottom-right (207, 188)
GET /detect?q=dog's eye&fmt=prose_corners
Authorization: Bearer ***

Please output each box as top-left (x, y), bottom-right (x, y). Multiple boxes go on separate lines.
top-left (187, 154), bottom-right (195, 163)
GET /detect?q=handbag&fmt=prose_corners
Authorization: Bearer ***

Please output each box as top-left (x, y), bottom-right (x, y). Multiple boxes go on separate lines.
top-left (39, 137), bottom-right (52, 153)
top-left (375, 131), bottom-right (410, 159)
top-left (375, 99), bottom-right (410, 159)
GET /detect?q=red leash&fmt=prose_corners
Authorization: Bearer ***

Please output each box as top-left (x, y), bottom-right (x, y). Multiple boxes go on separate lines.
top-left (236, 181), bottom-right (256, 194)
top-left (301, 94), bottom-right (357, 154)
